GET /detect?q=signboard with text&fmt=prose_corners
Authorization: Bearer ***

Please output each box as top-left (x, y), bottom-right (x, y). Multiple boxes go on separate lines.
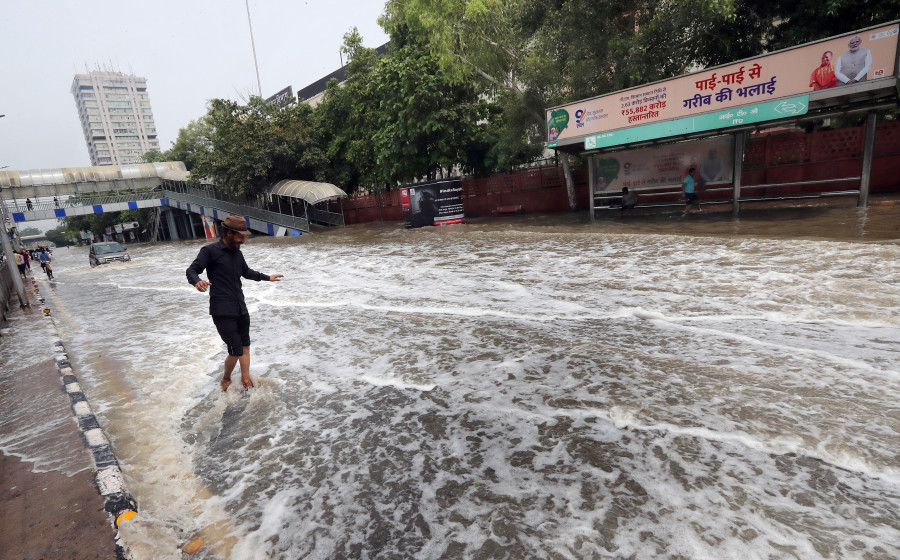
top-left (547, 22), bottom-right (899, 145)
top-left (266, 86), bottom-right (294, 108)
top-left (585, 96), bottom-right (808, 150)
top-left (401, 179), bottom-right (465, 229)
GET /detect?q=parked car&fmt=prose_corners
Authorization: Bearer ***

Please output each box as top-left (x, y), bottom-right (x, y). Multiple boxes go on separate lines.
top-left (89, 241), bottom-right (131, 267)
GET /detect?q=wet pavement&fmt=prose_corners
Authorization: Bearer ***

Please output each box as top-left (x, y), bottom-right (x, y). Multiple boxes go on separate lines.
top-left (0, 275), bottom-right (118, 560)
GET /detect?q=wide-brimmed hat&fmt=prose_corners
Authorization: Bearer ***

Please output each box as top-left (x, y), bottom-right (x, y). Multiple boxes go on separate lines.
top-left (221, 215), bottom-right (251, 235)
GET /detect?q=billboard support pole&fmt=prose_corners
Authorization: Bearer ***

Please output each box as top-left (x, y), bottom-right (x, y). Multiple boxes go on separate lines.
top-left (858, 111), bottom-right (877, 207)
top-left (588, 154), bottom-right (596, 222)
top-left (732, 132), bottom-right (745, 217)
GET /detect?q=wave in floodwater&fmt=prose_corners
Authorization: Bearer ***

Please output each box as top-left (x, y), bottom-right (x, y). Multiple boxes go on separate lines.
top-left (32, 216), bottom-right (900, 559)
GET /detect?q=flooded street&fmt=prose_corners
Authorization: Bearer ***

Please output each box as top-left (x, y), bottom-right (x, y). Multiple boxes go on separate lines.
top-left (32, 201), bottom-right (900, 559)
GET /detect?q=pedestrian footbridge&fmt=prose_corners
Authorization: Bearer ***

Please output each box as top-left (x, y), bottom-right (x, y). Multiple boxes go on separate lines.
top-left (0, 162), bottom-right (348, 238)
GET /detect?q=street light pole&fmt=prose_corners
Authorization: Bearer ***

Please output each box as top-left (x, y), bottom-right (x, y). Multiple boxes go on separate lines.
top-left (245, 0), bottom-right (263, 98)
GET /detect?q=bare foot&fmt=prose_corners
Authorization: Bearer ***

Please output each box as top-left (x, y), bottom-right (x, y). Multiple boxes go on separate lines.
top-left (220, 377), bottom-right (232, 392)
top-left (241, 377), bottom-right (254, 390)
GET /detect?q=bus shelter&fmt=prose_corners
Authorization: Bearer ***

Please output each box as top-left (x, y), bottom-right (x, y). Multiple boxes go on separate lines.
top-left (545, 21), bottom-right (900, 218)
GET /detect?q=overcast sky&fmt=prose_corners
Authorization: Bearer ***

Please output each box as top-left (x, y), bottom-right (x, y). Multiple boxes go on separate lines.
top-left (1, 0), bottom-right (389, 171)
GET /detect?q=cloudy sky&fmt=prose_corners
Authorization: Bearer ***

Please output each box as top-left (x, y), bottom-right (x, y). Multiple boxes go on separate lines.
top-left (1, 0), bottom-right (389, 171)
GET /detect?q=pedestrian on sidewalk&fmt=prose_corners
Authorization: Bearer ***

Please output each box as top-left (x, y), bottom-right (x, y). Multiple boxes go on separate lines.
top-left (26, 198), bottom-right (33, 210)
top-left (20, 249), bottom-right (31, 272)
top-left (186, 216), bottom-right (283, 392)
top-left (14, 252), bottom-right (27, 279)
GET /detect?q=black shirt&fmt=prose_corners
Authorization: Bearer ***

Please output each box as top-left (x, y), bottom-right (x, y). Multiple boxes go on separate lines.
top-left (186, 240), bottom-right (269, 316)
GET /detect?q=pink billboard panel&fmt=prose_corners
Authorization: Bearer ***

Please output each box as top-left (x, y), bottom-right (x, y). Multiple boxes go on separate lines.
top-left (547, 23), bottom-right (899, 143)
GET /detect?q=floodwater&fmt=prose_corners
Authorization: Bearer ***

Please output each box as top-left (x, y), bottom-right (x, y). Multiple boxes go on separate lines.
top-left (27, 200), bottom-right (900, 559)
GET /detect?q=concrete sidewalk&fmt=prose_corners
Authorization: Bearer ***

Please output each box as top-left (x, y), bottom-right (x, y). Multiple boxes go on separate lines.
top-left (0, 276), bottom-right (122, 559)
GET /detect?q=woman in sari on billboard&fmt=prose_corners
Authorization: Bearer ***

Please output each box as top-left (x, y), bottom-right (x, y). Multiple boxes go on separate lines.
top-left (809, 51), bottom-right (838, 90)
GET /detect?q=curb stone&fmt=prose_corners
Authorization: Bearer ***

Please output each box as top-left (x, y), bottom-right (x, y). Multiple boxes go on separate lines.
top-left (35, 277), bottom-right (137, 559)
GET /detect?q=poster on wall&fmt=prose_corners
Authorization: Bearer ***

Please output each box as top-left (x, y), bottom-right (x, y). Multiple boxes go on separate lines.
top-left (594, 137), bottom-right (734, 193)
top-left (401, 178), bottom-right (465, 229)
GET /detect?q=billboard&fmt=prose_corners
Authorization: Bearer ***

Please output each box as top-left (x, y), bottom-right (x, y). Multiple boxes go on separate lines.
top-left (266, 86), bottom-right (294, 108)
top-left (400, 179), bottom-right (465, 229)
top-left (547, 23), bottom-right (899, 144)
top-left (593, 137), bottom-right (733, 194)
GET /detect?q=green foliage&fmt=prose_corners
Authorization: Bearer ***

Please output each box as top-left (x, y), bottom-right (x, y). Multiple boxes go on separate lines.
top-left (18, 226), bottom-right (41, 236)
top-left (44, 225), bottom-right (76, 246)
top-left (143, 1), bottom-right (898, 202)
top-left (191, 97), bottom-right (326, 196)
top-left (142, 118), bottom-right (211, 173)
top-left (313, 29), bottom-right (382, 193)
top-left (372, 42), bottom-right (490, 184)
top-left (382, 0), bottom-right (561, 173)
top-left (62, 208), bottom-right (154, 239)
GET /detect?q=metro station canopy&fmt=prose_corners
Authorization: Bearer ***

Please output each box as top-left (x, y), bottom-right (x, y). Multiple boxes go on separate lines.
top-left (546, 21), bottom-right (900, 154)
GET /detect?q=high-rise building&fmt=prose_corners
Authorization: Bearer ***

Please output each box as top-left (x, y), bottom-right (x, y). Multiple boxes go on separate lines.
top-left (71, 70), bottom-right (160, 166)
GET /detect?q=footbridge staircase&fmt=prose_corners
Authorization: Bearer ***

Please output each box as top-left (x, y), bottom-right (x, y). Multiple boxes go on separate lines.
top-left (0, 162), bottom-right (347, 240)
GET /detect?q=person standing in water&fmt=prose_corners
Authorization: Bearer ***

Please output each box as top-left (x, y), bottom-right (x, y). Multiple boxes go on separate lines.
top-left (186, 216), bottom-right (283, 391)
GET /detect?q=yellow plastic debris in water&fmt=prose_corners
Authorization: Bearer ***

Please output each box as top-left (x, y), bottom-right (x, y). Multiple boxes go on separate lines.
top-left (116, 510), bottom-right (136, 527)
top-left (184, 537), bottom-right (205, 554)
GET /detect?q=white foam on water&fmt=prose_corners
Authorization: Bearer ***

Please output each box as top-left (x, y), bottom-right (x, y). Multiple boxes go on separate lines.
top-left (616, 305), bottom-right (900, 382)
top-left (30, 228), bottom-right (900, 559)
top-left (358, 374), bottom-right (436, 392)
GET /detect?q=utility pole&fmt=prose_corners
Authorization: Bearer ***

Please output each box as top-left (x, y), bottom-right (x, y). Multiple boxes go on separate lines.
top-left (245, 0), bottom-right (263, 98)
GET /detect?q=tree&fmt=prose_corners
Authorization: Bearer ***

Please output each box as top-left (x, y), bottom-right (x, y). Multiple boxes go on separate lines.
top-left (44, 225), bottom-right (77, 246)
top-left (372, 39), bottom-right (490, 184)
top-left (382, 0), bottom-right (577, 207)
top-left (143, 118), bottom-right (212, 172)
top-left (18, 226), bottom-right (41, 236)
top-left (314, 28), bottom-right (383, 194)
top-left (191, 97), bottom-right (326, 197)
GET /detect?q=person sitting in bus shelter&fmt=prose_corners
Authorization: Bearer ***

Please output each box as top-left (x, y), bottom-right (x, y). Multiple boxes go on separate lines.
top-left (620, 187), bottom-right (638, 217)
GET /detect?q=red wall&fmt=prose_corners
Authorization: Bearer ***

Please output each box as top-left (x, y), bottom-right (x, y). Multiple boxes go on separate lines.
top-left (339, 121), bottom-right (900, 224)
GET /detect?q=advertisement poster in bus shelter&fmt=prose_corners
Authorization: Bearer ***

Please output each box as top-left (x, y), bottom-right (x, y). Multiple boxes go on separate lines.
top-left (593, 137), bottom-right (733, 194)
top-left (548, 22), bottom-right (899, 143)
top-left (400, 179), bottom-right (465, 229)
top-left (202, 215), bottom-right (217, 239)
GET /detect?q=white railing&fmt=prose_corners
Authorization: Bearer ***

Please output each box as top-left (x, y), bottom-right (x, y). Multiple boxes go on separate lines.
top-left (161, 188), bottom-right (311, 233)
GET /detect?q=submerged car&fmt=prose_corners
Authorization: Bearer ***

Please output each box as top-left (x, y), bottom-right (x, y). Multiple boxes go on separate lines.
top-left (89, 241), bottom-right (131, 267)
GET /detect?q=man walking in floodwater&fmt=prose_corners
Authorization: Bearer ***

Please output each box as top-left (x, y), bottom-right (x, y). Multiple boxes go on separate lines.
top-left (186, 215), bottom-right (283, 391)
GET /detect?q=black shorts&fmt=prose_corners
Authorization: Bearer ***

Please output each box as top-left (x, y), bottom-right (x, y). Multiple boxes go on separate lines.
top-left (685, 192), bottom-right (699, 204)
top-left (212, 315), bottom-right (251, 356)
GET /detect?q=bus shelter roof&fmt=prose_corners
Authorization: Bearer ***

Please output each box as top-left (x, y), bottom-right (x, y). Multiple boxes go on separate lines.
top-left (265, 180), bottom-right (348, 205)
